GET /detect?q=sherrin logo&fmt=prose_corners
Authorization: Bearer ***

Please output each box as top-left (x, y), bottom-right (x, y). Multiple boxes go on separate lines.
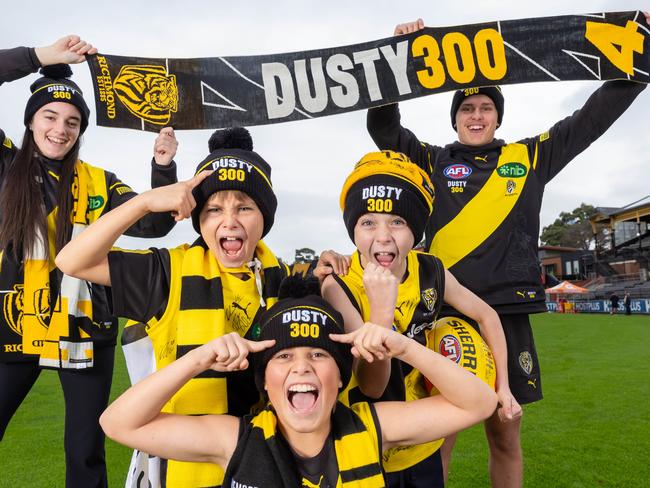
top-left (497, 162), bottom-right (527, 178)
top-left (443, 164), bottom-right (472, 180)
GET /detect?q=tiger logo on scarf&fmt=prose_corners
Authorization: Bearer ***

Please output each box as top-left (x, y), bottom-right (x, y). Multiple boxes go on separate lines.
top-left (113, 65), bottom-right (179, 125)
top-left (3, 285), bottom-right (52, 336)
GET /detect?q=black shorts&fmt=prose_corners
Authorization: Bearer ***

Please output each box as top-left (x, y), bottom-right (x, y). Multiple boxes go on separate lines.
top-left (384, 449), bottom-right (444, 488)
top-left (441, 313), bottom-right (543, 405)
top-left (498, 314), bottom-right (543, 405)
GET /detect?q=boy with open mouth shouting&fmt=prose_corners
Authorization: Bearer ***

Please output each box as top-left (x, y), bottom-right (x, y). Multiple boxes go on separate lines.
top-left (56, 127), bottom-right (288, 488)
top-left (98, 276), bottom-right (497, 487)
top-left (321, 151), bottom-right (520, 487)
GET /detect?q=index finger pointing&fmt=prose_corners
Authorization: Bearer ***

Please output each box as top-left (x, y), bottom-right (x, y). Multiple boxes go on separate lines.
top-left (189, 170), bottom-right (214, 188)
top-left (249, 339), bottom-right (276, 352)
top-left (329, 332), bottom-right (354, 344)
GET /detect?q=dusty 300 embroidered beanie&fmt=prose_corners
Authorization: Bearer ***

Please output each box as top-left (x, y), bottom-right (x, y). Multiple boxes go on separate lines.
top-left (450, 85), bottom-right (504, 130)
top-left (192, 127), bottom-right (277, 237)
top-left (340, 151), bottom-right (435, 244)
top-left (24, 64), bottom-right (90, 134)
top-left (254, 276), bottom-right (352, 393)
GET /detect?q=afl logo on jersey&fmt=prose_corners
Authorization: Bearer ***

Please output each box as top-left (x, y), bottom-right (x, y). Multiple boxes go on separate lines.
top-left (443, 164), bottom-right (472, 180)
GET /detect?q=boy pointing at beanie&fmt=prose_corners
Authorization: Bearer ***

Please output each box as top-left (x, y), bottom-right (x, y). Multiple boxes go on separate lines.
top-left (57, 127), bottom-right (288, 488)
top-left (322, 151), bottom-right (520, 487)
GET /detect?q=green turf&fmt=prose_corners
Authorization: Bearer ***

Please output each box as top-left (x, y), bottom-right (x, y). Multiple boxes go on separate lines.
top-left (1, 314), bottom-right (649, 487)
top-left (448, 313), bottom-right (650, 487)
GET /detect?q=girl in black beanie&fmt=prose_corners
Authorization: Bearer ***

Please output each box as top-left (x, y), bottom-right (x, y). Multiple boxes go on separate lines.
top-left (0, 35), bottom-right (178, 488)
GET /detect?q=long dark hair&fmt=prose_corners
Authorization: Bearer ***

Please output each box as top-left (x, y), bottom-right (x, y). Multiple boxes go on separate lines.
top-left (0, 127), bottom-right (79, 260)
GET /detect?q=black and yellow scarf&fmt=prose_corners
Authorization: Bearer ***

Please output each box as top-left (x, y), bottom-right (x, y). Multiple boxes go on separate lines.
top-left (224, 402), bottom-right (385, 487)
top-left (123, 239), bottom-right (286, 488)
top-left (0, 161), bottom-right (111, 368)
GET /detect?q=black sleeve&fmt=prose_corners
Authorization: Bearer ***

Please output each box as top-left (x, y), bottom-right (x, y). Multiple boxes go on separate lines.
top-left (0, 46), bottom-right (36, 180)
top-left (532, 80), bottom-right (646, 184)
top-left (0, 46), bottom-right (41, 85)
top-left (0, 129), bottom-right (18, 184)
top-left (103, 159), bottom-right (179, 238)
top-left (366, 104), bottom-right (437, 173)
top-left (107, 247), bottom-right (171, 323)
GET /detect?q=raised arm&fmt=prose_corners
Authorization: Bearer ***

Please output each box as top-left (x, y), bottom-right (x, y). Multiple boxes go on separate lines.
top-left (331, 323), bottom-right (498, 449)
top-left (115, 127), bottom-right (180, 238)
top-left (442, 269), bottom-right (521, 422)
top-left (100, 333), bottom-right (275, 467)
top-left (1, 35), bottom-right (95, 86)
top-left (366, 19), bottom-right (434, 169)
top-left (321, 263), bottom-right (397, 398)
top-left (55, 171), bottom-right (211, 286)
top-left (534, 11), bottom-right (649, 184)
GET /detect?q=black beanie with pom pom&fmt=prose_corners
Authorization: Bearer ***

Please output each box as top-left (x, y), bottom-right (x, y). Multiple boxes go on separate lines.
top-left (191, 127), bottom-right (277, 237)
top-left (253, 275), bottom-right (353, 393)
top-left (24, 64), bottom-right (90, 133)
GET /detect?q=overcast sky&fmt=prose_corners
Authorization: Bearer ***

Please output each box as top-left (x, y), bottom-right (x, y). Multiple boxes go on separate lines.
top-left (1, 0), bottom-right (648, 262)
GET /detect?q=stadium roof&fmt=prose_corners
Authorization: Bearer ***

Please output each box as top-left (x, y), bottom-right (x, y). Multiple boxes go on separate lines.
top-left (590, 195), bottom-right (650, 227)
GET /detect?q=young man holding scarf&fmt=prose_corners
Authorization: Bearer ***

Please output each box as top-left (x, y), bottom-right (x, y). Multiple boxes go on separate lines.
top-left (366, 14), bottom-right (649, 488)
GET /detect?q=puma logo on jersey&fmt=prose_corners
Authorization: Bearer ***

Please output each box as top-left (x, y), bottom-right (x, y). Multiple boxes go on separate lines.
top-left (474, 155), bottom-right (489, 163)
top-left (527, 378), bottom-right (537, 389)
top-left (302, 475), bottom-right (324, 487)
top-left (231, 301), bottom-right (251, 318)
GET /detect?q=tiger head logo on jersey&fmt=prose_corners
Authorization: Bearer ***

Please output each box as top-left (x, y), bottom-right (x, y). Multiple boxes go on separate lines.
top-left (421, 287), bottom-right (437, 312)
top-left (113, 65), bottom-right (179, 125)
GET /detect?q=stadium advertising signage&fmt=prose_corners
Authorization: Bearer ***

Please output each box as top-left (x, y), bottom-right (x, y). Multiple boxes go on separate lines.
top-left (546, 299), bottom-right (650, 314)
top-left (87, 11), bottom-right (650, 131)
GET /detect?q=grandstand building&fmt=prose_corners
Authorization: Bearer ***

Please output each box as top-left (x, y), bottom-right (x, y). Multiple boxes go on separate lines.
top-left (542, 196), bottom-right (650, 314)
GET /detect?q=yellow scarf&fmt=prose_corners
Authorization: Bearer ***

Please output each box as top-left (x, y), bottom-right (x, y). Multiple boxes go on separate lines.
top-left (123, 239), bottom-right (285, 488)
top-left (22, 162), bottom-right (108, 368)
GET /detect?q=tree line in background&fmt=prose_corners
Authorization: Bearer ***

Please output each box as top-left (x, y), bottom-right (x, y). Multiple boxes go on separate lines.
top-left (540, 203), bottom-right (608, 250)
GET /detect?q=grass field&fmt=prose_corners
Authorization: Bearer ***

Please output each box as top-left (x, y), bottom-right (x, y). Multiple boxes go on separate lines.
top-left (1, 313), bottom-right (649, 487)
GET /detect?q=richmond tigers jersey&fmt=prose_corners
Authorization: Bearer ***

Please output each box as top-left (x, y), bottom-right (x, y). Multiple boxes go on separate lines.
top-left (333, 251), bottom-right (445, 473)
top-left (224, 402), bottom-right (384, 488)
top-left (367, 80), bottom-right (646, 314)
top-left (335, 250), bottom-right (444, 404)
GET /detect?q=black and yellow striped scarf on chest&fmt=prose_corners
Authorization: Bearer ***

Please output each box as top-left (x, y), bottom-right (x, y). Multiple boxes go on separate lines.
top-left (163, 238), bottom-right (285, 415)
top-left (154, 239), bottom-right (286, 488)
top-left (224, 402), bottom-right (385, 487)
top-left (15, 161), bottom-right (109, 368)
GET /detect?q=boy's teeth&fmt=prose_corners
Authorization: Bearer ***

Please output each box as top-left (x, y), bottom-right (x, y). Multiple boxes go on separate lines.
top-left (289, 384), bottom-right (316, 393)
